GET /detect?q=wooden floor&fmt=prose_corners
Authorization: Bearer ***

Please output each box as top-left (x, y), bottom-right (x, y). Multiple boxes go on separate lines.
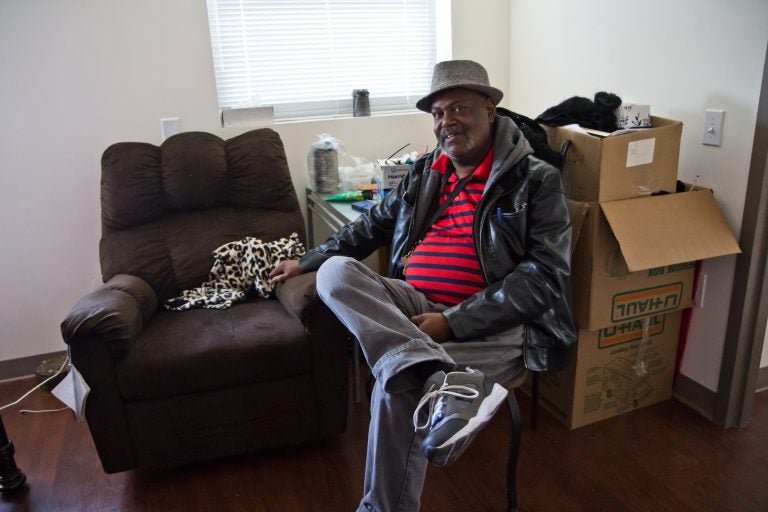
top-left (1, 373), bottom-right (767, 512)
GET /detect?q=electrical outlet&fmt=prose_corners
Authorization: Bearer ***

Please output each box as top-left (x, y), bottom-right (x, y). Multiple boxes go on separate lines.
top-left (160, 117), bottom-right (181, 141)
top-left (702, 109), bottom-right (724, 146)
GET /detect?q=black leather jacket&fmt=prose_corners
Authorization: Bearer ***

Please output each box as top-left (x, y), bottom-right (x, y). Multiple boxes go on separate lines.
top-left (300, 116), bottom-right (575, 372)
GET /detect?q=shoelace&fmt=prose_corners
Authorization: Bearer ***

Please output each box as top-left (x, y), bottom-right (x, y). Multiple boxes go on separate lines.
top-left (412, 384), bottom-right (480, 432)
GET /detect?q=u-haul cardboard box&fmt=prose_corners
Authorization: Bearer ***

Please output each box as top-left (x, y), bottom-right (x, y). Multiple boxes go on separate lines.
top-left (572, 189), bottom-right (741, 331)
top-left (536, 312), bottom-right (682, 429)
top-left (546, 116), bottom-right (683, 202)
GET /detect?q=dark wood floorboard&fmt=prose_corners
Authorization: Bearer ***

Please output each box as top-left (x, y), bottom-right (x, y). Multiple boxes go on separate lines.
top-left (1, 372), bottom-right (767, 512)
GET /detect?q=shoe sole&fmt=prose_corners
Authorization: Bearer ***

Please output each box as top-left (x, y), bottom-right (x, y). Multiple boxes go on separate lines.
top-left (424, 382), bottom-right (508, 466)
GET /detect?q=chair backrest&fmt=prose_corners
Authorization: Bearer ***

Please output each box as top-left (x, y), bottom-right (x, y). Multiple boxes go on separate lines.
top-left (99, 129), bottom-right (305, 301)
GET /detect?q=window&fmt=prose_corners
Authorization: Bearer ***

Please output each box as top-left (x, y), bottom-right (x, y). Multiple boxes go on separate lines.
top-left (206, 0), bottom-right (451, 120)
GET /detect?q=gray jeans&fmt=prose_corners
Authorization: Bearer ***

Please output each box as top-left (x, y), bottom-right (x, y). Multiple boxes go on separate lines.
top-left (315, 256), bottom-right (524, 512)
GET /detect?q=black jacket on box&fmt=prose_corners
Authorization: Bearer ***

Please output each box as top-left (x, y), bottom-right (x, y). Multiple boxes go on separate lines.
top-left (299, 116), bottom-right (576, 373)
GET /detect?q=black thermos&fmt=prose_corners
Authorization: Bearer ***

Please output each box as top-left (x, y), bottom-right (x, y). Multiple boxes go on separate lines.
top-left (353, 89), bottom-right (370, 117)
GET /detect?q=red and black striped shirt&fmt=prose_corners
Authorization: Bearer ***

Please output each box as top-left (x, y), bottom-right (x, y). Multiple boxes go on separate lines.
top-left (404, 150), bottom-right (492, 305)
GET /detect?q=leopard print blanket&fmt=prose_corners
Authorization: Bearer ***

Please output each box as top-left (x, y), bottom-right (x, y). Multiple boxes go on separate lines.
top-left (164, 232), bottom-right (305, 311)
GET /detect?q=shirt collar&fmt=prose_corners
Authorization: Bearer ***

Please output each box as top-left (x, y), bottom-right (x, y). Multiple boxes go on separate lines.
top-left (431, 149), bottom-right (494, 181)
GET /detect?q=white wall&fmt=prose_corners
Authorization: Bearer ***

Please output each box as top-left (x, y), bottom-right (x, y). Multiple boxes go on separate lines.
top-left (0, 0), bottom-right (510, 363)
top-left (508, 0), bottom-right (768, 391)
top-left (452, 0), bottom-right (510, 107)
top-left (762, 318), bottom-right (768, 367)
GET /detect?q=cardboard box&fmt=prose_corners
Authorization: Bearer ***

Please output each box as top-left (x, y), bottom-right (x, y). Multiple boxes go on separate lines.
top-left (374, 160), bottom-right (409, 189)
top-left (572, 189), bottom-right (741, 330)
top-left (547, 116), bottom-right (683, 202)
top-left (566, 199), bottom-right (590, 252)
top-left (535, 311), bottom-right (682, 429)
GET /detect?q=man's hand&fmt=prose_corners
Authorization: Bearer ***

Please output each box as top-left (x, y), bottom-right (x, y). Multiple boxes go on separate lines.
top-left (410, 312), bottom-right (454, 344)
top-left (270, 259), bottom-right (303, 286)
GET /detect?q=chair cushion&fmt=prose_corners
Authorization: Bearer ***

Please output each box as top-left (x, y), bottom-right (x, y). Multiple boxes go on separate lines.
top-left (116, 299), bottom-right (312, 401)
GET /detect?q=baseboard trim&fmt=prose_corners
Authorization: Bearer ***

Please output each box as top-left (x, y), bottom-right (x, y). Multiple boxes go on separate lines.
top-left (0, 351), bottom-right (67, 382)
top-left (757, 366), bottom-right (768, 393)
top-left (673, 373), bottom-right (717, 422)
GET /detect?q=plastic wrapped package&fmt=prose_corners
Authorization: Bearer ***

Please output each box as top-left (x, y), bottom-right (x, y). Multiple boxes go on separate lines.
top-left (308, 134), bottom-right (340, 193)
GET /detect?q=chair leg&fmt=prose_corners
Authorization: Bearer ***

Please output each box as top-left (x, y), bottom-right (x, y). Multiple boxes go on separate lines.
top-left (506, 389), bottom-right (522, 512)
top-left (531, 371), bottom-right (539, 431)
top-left (352, 336), bottom-right (362, 403)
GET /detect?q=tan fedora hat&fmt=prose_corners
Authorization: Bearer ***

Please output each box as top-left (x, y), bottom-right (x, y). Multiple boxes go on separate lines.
top-left (416, 60), bottom-right (503, 112)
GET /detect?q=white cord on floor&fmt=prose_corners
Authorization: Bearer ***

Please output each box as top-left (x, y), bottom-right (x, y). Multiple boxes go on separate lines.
top-left (0, 354), bottom-right (70, 412)
top-left (20, 407), bottom-right (69, 414)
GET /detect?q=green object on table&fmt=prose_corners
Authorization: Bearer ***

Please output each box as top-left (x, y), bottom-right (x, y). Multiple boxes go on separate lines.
top-left (324, 190), bottom-right (373, 202)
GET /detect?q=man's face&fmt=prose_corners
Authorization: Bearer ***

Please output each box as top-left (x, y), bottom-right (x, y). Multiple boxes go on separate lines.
top-left (431, 88), bottom-right (495, 169)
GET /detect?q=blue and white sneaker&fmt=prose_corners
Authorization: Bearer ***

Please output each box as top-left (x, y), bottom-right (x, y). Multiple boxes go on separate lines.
top-left (413, 367), bottom-right (508, 467)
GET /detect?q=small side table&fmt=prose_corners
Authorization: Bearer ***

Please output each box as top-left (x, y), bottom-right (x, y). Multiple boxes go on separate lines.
top-left (306, 188), bottom-right (387, 274)
top-left (0, 414), bottom-right (26, 492)
top-left (306, 189), bottom-right (390, 403)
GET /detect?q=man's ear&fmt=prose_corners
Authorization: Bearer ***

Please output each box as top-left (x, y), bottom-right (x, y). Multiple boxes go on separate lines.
top-left (485, 97), bottom-right (497, 122)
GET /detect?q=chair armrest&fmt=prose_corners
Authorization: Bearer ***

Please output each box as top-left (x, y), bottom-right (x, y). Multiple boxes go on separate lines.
top-left (274, 272), bottom-right (320, 326)
top-left (61, 274), bottom-right (158, 356)
top-left (275, 272), bottom-right (350, 434)
top-left (278, 271), bottom-right (350, 436)
top-left (103, 274), bottom-right (158, 321)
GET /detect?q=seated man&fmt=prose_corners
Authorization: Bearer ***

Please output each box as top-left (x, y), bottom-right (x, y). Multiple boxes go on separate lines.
top-left (270, 59), bottom-right (576, 512)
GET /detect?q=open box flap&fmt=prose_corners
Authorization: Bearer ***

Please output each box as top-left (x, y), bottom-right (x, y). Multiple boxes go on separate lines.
top-left (567, 199), bottom-right (590, 253)
top-left (601, 189), bottom-right (741, 272)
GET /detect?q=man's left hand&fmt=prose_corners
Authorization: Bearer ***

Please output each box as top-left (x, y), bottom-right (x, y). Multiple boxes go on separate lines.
top-left (410, 313), bottom-right (453, 343)
top-left (269, 259), bottom-right (302, 286)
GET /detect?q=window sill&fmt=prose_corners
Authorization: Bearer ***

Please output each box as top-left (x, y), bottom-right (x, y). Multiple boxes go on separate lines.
top-left (274, 109), bottom-right (423, 125)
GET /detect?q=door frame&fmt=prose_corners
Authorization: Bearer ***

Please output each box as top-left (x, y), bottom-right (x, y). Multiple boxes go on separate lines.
top-left (715, 42), bottom-right (768, 428)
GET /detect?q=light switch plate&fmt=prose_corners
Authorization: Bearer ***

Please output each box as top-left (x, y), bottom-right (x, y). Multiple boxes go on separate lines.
top-left (702, 109), bottom-right (724, 146)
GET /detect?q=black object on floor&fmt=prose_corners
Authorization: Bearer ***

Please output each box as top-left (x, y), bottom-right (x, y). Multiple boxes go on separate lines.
top-left (0, 414), bottom-right (26, 492)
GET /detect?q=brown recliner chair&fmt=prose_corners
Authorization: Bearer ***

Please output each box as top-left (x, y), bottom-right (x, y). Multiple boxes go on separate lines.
top-left (61, 129), bottom-right (349, 473)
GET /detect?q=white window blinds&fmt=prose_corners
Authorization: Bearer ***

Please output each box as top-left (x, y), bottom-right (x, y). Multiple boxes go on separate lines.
top-left (206, 0), bottom-right (450, 120)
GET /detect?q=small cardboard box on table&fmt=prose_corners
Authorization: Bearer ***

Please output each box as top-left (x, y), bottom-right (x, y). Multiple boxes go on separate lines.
top-left (535, 117), bottom-right (741, 428)
top-left (374, 160), bottom-right (410, 190)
